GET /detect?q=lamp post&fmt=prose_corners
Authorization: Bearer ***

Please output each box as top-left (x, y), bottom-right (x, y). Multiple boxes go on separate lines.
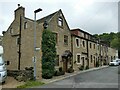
top-left (33, 8), bottom-right (42, 81)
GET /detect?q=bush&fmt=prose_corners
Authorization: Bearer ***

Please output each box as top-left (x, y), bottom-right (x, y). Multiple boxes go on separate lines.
top-left (85, 65), bottom-right (89, 70)
top-left (54, 70), bottom-right (65, 76)
top-left (79, 65), bottom-right (84, 70)
top-left (59, 67), bottom-right (62, 72)
top-left (42, 29), bottom-right (57, 79)
top-left (54, 67), bottom-right (65, 76)
top-left (67, 67), bottom-right (74, 73)
top-left (42, 69), bottom-right (53, 79)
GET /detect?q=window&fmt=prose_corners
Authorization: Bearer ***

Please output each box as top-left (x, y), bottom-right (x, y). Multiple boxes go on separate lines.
top-left (58, 17), bottom-right (63, 26)
top-left (10, 28), bottom-right (13, 34)
top-left (64, 35), bottom-right (68, 45)
top-left (82, 40), bottom-right (85, 47)
top-left (24, 22), bottom-right (27, 29)
top-left (90, 43), bottom-right (92, 49)
top-left (91, 55), bottom-right (93, 63)
top-left (16, 37), bottom-right (20, 45)
top-left (55, 55), bottom-right (59, 66)
top-left (53, 33), bottom-right (58, 44)
top-left (5, 61), bottom-right (10, 65)
top-left (77, 54), bottom-right (81, 63)
top-left (94, 44), bottom-right (95, 49)
top-left (76, 38), bottom-right (80, 47)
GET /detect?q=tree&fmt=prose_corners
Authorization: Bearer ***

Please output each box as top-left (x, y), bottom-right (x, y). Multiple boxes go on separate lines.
top-left (42, 29), bottom-right (56, 79)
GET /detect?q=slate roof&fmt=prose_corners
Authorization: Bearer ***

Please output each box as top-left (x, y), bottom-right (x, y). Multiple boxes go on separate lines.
top-left (37, 10), bottom-right (59, 23)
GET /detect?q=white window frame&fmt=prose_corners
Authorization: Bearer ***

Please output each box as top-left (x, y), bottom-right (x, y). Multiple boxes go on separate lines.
top-left (58, 17), bottom-right (63, 26)
top-left (76, 53), bottom-right (81, 64)
top-left (75, 37), bottom-right (80, 48)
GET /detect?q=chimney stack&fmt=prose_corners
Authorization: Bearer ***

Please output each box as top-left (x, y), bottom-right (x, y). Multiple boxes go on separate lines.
top-left (14, 4), bottom-right (25, 21)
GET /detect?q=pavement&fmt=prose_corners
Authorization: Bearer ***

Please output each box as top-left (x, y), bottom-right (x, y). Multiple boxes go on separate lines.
top-left (41, 65), bottom-right (109, 84)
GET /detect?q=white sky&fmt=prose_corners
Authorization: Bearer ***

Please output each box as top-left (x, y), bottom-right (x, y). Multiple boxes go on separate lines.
top-left (0, 0), bottom-right (119, 35)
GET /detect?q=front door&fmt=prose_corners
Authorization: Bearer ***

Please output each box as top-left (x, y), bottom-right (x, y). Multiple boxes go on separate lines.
top-left (63, 58), bottom-right (68, 72)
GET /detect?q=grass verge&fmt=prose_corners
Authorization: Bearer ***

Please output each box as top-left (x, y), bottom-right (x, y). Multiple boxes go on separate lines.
top-left (17, 80), bottom-right (45, 88)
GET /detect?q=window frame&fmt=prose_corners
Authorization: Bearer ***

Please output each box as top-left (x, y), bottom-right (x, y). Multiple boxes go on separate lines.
top-left (16, 37), bottom-right (20, 45)
top-left (10, 28), bottom-right (13, 34)
top-left (58, 17), bottom-right (63, 27)
top-left (64, 35), bottom-right (68, 45)
top-left (53, 33), bottom-right (58, 45)
top-left (55, 55), bottom-right (59, 66)
top-left (76, 53), bottom-right (81, 64)
top-left (75, 38), bottom-right (80, 48)
top-left (91, 55), bottom-right (93, 63)
top-left (24, 22), bottom-right (28, 29)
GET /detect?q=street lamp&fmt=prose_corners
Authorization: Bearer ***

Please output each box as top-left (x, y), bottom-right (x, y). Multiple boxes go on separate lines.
top-left (33, 8), bottom-right (42, 81)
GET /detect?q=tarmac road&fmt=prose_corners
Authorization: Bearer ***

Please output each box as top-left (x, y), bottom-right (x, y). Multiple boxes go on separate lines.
top-left (38, 66), bottom-right (119, 88)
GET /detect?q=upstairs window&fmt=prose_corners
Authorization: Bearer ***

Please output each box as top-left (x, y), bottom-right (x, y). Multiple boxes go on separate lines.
top-left (58, 17), bottom-right (63, 26)
top-left (24, 22), bottom-right (28, 29)
top-left (10, 28), bottom-right (13, 34)
top-left (94, 44), bottom-right (96, 49)
top-left (90, 43), bottom-right (92, 49)
top-left (82, 40), bottom-right (85, 47)
top-left (16, 37), bottom-right (20, 45)
top-left (53, 33), bottom-right (58, 44)
top-left (75, 38), bottom-right (80, 48)
top-left (64, 35), bottom-right (68, 45)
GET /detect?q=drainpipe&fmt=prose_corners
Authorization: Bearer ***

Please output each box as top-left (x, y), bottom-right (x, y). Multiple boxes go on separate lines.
top-left (86, 39), bottom-right (89, 67)
top-left (18, 15), bottom-right (22, 70)
top-left (71, 35), bottom-right (73, 68)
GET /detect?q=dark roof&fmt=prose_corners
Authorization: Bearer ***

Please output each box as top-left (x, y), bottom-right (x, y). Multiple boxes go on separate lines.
top-left (37, 10), bottom-right (58, 23)
top-left (71, 28), bottom-right (92, 36)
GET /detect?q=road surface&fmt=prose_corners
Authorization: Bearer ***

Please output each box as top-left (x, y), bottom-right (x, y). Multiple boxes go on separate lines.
top-left (38, 66), bottom-right (119, 88)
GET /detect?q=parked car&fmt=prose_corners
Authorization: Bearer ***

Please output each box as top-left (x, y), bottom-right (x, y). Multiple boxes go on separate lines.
top-left (109, 59), bottom-right (120, 66)
top-left (0, 46), bottom-right (7, 84)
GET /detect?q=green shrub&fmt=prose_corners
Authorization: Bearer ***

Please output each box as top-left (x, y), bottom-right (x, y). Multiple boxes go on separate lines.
top-left (85, 65), bottom-right (89, 70)
top-left (42, 69), bottom-right (53, 79)
top-left (67, 67), bottom-right (74, 73)
top-left (54, 67), bottom-right (65, 76)
top-left (59, 67), bottom-right (62, 72)
top-left (42, 29), bottom-right (57, 79)
top-left (54, 70), bottom-right (65, 76)
top-left (79, 65), bottom-right (84, 70)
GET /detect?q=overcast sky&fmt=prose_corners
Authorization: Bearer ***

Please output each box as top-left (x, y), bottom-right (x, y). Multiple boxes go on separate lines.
top-left (0, 0), bottom-right (119, 35)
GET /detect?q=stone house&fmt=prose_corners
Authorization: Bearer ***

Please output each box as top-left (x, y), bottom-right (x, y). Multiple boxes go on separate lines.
top-left (37, 9), bottom-right (72, 72)
top-left (3, 6), bottom-right (72, 79)
top-left (3, 6), bottom-right (42, 79)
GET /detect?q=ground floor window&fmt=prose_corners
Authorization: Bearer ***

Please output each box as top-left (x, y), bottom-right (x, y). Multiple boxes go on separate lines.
top-left (76, 54), bottom-right (81, 64)
top-left (55, 55), bottom-right (59, 66)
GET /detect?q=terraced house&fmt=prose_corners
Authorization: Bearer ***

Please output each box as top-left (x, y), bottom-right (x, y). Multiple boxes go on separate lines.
top-left (3, 6), bottom-right (117, 79)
